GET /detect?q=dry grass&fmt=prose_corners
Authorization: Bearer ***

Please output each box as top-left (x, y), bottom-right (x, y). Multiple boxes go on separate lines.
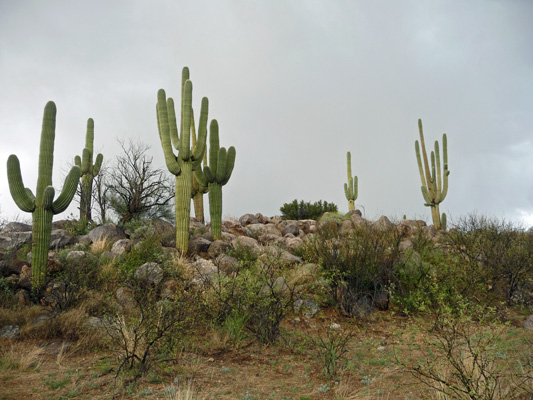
top-left (0, 343), bottom-right (44, 371)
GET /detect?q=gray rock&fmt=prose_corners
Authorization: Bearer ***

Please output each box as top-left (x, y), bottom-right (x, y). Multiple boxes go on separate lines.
top-left (76, 234), bottom-right (93, 246)
top-left (188, 237), bottom-right (212, 255)
top-left (294, 298), bottom-right (319, 318)
top-left (15, 289), bottom-right (31, 306)
top-left (239, 213), bottom-right (260, 226)
top-left (524, 314), bottom-right (533, 329)
top-left (111, 239), bottom-right (134, 256)
top-left (134, 262), bottom-right (164, 286)
top-left (372, 216), bottom-right (394, 232)
top-left (2, 222), bottom-right (32, 233)
top-left (0, 231), bottom-right (32, 251)
top-left (221, 218), bottom-right (247, 236)
top-left (17, 265), bottom-right (32, 290)
top-left (66, 251), bottom-right (98, 267)
top-left (0, 325), bottom-right (20, 339)
top-left (284, 236), bottom-right (304, 250)
top-left (399, 239), bottom-right (414, 252)
top-left (350, 214), bottom-right (368, 228)
top-left (88, 223), bottom-right (126, 244)
top-left (231, 236), bottom-right (261, 256)
top-left (208, 240), bottom-right (231, 258)
top-left (116, 287), bottom-right (136, 310)
top-left (280, 221), bottom-right (300, 237)
top-left (214, 254), bottom-right (239, 273)
top-left (49, 229), bottom-right (74, 249)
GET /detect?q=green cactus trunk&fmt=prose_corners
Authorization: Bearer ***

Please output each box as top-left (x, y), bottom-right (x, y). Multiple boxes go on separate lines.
top-left (31, 207), bottom-right (53, 288)
top-left (209, 183), bottom-right (223, 240)
top-left (192, 192), bottom-right (205, 223)
top-left (80, 174), bottom-right (93, 225)
top-left (175, 162), bottom-right (193, 253)
top-left (6, 101), bottom-right (81, 289)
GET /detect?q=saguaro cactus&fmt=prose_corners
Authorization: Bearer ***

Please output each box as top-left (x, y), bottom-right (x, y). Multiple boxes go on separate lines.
top-left (415, 119), bottom-right (449, 230)
top-left (75, 118), bottom-right (103, 226)
top-left (344, 151), bottom-right (358, 211)
top-left (190, 110), bottom-right (209, 223)
top-left (7, 101), bottom-right (81, 287)
top-left (195, 120), bottom-right (236, 240)
top-left (156, 67), bottom-right (208, 253)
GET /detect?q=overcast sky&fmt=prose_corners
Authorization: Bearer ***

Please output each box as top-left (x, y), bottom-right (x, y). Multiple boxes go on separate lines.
top-left (1, 0), bottom-right (532, 227)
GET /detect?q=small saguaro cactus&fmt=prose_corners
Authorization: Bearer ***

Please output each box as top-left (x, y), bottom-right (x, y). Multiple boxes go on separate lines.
top-left (7, 101), bottom-right (81, 288)
top-left (156, 67), bottom-right (208, 253)
top-left (194, 120), bottom-right (236, 240)
top-left (75, 118), bottom-right (103, 226)
top-left (344, 151), bottom-right (358, 211)
top-left (415, 119), bottom-right (449, 230)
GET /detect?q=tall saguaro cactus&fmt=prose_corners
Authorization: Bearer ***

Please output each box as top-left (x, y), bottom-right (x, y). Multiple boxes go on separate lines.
top-left (195, 120), bottom-right (236, 240)
top-left (156, 67), bottom-right (208, 253)
top-left (75, 118), bottom-right (103, 226)
top-left (7, 101), bottom-right (81, 287)
top-left (415, 119), bottom-right (449, 230)
top-left (344, 151), bottom-right (358, 211)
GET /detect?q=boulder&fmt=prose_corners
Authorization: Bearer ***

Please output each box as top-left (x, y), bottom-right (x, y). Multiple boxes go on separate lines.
top-left (524, 314), bottom-right (533, 330)
top-left (372, 216), bottom-right (394, 232)
top-left (65, 251), bottom-right (98, 268)
top-left (17, 265), bottom-right (32, 290)
top-left (1, 222), bottom-right (32, 233)
top-left (208, 240), bottom-right (231, 258)
top-left (0, 325), bottom-right (20, 339)
top-left (221, 218), bottom-right (247, 236)
top-left (134, 262), bottom-right (164, 286)
top-left (188, 237), bottom-right (212, 255)
top-left (231, 236), bottom-right (261, 256)
top-left (0, 231), bottom-right (32, 252)
top-left (88, 223), bottom-right (126, 244)
top-left (293, 298), bottom-right (319, 318)
top-left (239, 213), bottom-right (260, 226)
top-left (49, 229), bottom-right (74, 249)
top-left (214, 254), bottom-right (239, 274)
top-left (111, 239), bottom-right (134, 256)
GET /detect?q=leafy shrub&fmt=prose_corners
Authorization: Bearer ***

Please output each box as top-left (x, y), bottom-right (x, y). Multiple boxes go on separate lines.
top-left (104, 277), bottom-right (196, 376)
top-left (397, 306), bottom-right (533, 399)
top-left (280, 199), bottom-right (338, 220)
top-left (201, 253), bottom-right (297, 344)
top-left (115, 236), bottom-right (165, 275)
top-left (300, 222), bottom-right (403, 316)
top-left (445, 214), bottom-right (533, 305)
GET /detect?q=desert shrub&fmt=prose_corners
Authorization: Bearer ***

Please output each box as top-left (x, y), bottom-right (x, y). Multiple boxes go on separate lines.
top-left (201, 254), bottom-right (297, 345)
top-left (104, 276), bottom-right (196, 376)
top-left (280, 199), bottom-right (338, 220)
top-left (300, 222), bottom-right (403, 316)
top-left (0, 277), bottom-right (16, 308)
top-left (45, 250), bottom-right (99, 311)
top-left (397, 305), bottom-right (533, 399)
top-left (392, 237), bottom-right (469, 315)
top-left (115, 236), bottom-right (165, 275)
top-left (445, 214), bottom-right (533, 305)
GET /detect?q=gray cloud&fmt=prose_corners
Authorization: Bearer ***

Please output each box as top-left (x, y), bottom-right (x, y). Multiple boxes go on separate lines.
top-left (1, 0), bottom-right (532, 226)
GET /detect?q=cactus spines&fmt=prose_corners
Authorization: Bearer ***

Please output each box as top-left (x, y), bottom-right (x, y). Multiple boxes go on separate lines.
top-left (344, 151), bottom-right (358, 211)
top-left (156, 67), bottom-right (208, 253)
top-left (7, 101), bottom-right (81, 287)
top-left (75, 118), bottom-right (103, 226)
top-left (195, 119), bottom-right (236, 240)
top-left (415, 118), bottom-right (449, 230)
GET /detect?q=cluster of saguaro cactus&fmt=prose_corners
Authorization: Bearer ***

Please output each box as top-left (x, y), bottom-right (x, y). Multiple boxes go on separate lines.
top-left (7, 101), bottom-right (81, 288)
top-left (195, 120), bottom-right (236, 240)
top-left (75, 118), bottom-right (103, 226)
top-left (156, 67), bottom-right (208, 253)
top-left (344, 151), bottom-right (358, 211)
top-left (415, 118), bottom-right (449, 230)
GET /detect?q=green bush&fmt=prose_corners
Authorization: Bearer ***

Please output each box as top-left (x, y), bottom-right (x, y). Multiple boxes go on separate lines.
top-left (445, 214), bottom-right (533, 305)
top-left (300, 222), bottom-right (403, 316)
top-left (280, 199), bottom-right (338, 220)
